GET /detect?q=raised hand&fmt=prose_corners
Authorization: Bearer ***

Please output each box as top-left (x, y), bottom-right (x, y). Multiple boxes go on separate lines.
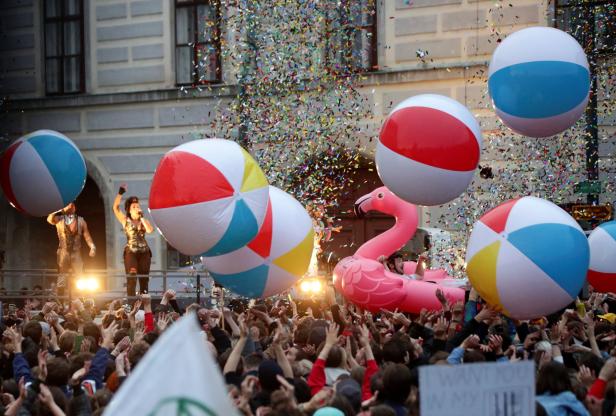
top-left (462, 334), bottom-right (480, 349)
top-left (578, 365), bottom-right (596, 388)
top-left (488, 334), bottom-right (504, 355)
top-left (433, 316), bottom-right (450, 340)
top-left (37, 349), bottom-right (48, 381)
top-left (325, 323), bottom-right (339, 347)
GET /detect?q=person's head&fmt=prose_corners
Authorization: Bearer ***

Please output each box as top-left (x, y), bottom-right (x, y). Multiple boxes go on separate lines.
top-left (369, 405), bottom-right (396, 416)
top-left (59, 330), bottom-right (77, 354)
top-left (335, 378), bottom-right (362, 413)
top-left (62, 202), bottom-right (76, 215)
top-left (46, 358), bottom-right (71, 387)
top-left (128, 341), bottom-right (149, 369)
top-left (382, 364), bottom-right (412, 404)
top-left (124, 196), bottom-right (142, 219)
top-left (243, 352), bottom-right (264, 373)
top-left (536, 362), bottom-right (572, 395)
top-left (321, 344), bottom-right (343, 368)
top-left (428, 351), bottom-right (450, 365)
top-left (23, 321), bottom-right (42, 345)
top-left (387, 253), bottom-right (404, 274)
top-left (258, 360), bottom-right (283, 392)
top-left (83, 322), bottom-right (102, 345)
top-left (382, 339), bottom-right (408, 364)
top-left (328, 394), bottom-right (355, 416)
top-left (462, 349), bottom-right (486, 363)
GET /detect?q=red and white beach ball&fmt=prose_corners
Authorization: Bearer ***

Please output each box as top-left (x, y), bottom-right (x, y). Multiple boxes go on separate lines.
top-left (587, 221), bottom-right (616, 293)
top-left (376, 94), bottom-right (482, 206)
top-left (0, 130), bottom-right (86, 216)
top-left (149, 139), bottom-right (269, 256)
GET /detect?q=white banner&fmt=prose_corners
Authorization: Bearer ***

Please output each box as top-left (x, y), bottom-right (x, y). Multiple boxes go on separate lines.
top-left (419, 361), bottom-right (535, 416)
top-left (104, 313), bottom-right (238, 416)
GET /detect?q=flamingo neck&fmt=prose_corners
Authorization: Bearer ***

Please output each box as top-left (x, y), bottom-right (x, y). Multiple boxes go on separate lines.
top-left (355, 211), bottom-right (417, 260)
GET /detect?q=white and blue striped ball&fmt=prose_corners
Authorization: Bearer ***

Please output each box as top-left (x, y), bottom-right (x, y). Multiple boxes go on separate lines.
top-left (488, 27), bottom-right (590, 138)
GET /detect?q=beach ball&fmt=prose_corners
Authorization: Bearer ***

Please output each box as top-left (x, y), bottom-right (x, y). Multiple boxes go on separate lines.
top-left (0, 130), bottom-right (86, 217)
top-left (488, 27), bottom-right (590, 137)
top-left (202, 186), bottom-right (314, 298)
top-left (149, 139), bottom-right (269, 256)
top-left (587, 221), bottom-right (616, 293)
top-left (466, 196), bottom-right (589, 320)
top-left (376, 94), bottom-right (482, 206)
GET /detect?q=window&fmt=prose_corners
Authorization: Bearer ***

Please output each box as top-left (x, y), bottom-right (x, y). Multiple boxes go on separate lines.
top-left (44, 0), bottom-right (85, 95)
top-left (175, 0), bottom-right (221, 85)
top-left (325, 0), bottom-right (377, 74)
top-left (555, 0), bottom-right (615, 56)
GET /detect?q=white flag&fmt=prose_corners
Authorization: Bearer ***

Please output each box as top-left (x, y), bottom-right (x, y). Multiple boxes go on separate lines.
top-left (104, 313), bottom-right (238, 416)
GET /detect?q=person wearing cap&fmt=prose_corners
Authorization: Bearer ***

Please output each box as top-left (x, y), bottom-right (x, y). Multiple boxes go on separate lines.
top-left (47, 202), bottom-right (96, 297)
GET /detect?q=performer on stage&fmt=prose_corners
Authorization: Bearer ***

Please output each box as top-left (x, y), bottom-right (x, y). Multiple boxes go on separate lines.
top-left (47, 202), bottom-right (96, 296)
top-left (113, 184), bottom-right (154, 296)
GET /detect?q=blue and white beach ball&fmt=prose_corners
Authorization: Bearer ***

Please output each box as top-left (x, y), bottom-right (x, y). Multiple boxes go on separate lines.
top-left (488, 27), bottom-right (590, 138)
top-left (0, 130), bottom-right (86, 216)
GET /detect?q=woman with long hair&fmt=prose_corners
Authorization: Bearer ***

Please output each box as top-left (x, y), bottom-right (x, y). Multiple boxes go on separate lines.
top-left (113, 184), bottom-right (154, 296)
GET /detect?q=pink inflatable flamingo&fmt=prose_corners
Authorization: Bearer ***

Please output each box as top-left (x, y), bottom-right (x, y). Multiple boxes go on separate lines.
top-left (333, 186), bottom-right (465, 313)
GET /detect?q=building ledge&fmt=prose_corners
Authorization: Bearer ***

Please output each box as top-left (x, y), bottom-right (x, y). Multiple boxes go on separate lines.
top-left (5, 60), bottom-right (489, 111)
top-left (6, 84), bottom-right (238, 111)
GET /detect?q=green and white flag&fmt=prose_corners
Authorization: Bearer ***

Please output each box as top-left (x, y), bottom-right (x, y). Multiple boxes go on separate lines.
top-left (104, 313), bottom-right (238, 416)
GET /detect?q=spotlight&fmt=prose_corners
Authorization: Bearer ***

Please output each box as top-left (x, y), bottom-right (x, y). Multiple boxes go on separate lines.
top-left (75, 277), bottom-right (99, 292)
top-left (299, 279), bottom-right (323, 295)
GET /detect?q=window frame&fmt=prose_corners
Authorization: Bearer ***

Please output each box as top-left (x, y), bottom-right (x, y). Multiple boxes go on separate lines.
top-left (553, 0), bottom-right (615, 57)
top-left (174, 0), bottom-right (222, 86)
top-left (324, 0), bottom-right (378, 75)
top-left (43, 0), bottom-right (85, 95)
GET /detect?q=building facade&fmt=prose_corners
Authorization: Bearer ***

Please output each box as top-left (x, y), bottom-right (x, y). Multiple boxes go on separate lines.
top-left (0, 0), bottom-right (614, 290)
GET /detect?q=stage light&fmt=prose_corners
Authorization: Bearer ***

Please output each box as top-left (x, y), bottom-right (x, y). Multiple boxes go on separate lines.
top-left (299, 279), bottom-right (323, 295)
top-left (76, 277), bottom-right (99, 292)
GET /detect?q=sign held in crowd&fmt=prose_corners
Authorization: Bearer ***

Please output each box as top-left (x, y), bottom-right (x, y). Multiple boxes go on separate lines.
top-left (419, 361), bottom-right (536, 416)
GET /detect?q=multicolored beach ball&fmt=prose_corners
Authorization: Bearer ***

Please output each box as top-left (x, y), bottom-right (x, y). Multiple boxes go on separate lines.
top-left (376, 94), bottom-right (482, 206)
top-left (466, 196), bottom-right (589, 320)
top-left (0, 130), bottom-right (86, 217)
top-left (587, 221), bottom-right (616, 293)
top-left (149, 139), bottom-right (269, 256)
top-left (488, 27), bottom-right (590, 138)
top-left (202, 186), bottom-right (314, 298)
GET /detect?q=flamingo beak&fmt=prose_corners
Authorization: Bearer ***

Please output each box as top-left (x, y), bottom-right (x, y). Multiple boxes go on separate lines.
top-left (354, 195), bottom-right (372, 218)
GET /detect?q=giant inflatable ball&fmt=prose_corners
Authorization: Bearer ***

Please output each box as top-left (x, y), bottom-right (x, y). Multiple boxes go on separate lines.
top-left (0, 130), bottom-right (86, 216)
top-left (466, 196), bottom-right (589, 320)
top-left (202, 186), bottom-right (314, 298)
top-left (587, 221), bottom-right (616, 293)
top-left (488, 27), bottom-right (590, 137)
top-left (149, 139), bottom-right (269, 256)
top-left (376, 94), bottom-right (482, 206)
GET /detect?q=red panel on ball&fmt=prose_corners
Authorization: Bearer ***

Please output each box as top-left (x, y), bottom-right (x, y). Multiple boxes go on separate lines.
top-left (379, 106), bottom-right (480, 171)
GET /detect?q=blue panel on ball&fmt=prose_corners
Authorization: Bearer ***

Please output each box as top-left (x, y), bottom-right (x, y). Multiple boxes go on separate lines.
top-left (28, 133), bottom-right (86, 205)
top-left (209, 264), bottom-right (269, 298)
top-left (203, 198), bottom-right (259, 256)
top-left (489, 61), bottom-right (589, 119)
top-left (508, 223), bottom-right (589, 298)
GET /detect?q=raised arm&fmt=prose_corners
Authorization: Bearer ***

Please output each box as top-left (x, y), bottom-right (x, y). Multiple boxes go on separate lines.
top-left (223, 316), bottom-right (248, 375)
top-left (47, 210), bottom-right (62, 225)
top-left (113, 185), bottom-right (127, 225)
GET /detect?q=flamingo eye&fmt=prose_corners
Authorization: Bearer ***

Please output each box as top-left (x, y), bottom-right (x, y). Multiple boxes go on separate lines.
top-left (377, 193), bottom-right (384, 199)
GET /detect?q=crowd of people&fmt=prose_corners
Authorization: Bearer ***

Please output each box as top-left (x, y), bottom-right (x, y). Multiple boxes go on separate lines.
top-left (1, 284), bottom-right (616, 415)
